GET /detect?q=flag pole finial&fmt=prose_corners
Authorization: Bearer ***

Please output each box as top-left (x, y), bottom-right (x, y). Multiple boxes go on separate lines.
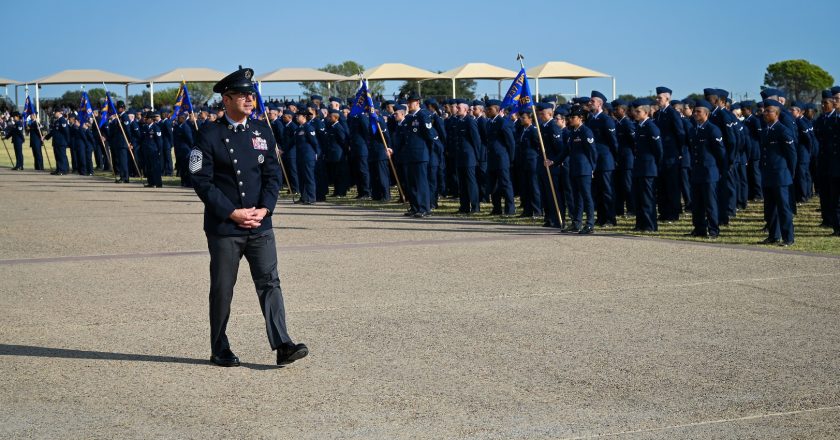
top-left (516, 53), bottom-right (526, 69)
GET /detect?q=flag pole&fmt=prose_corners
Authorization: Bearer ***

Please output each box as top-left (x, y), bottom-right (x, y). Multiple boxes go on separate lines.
top-left (518, 53), bottom-right (564, 227)
top-left (0, 137), bottom-right (13, 167)
top-left (358, 74), bottom-right (407, 205)
top-left (26, 86), bottom-right (53, 170)
top-left (374, 120), bottom-right (407, 205)
top-left (104, 83), bottom-right (143, 178)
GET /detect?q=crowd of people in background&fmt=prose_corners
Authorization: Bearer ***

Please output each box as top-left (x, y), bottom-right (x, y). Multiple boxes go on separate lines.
top-left (3, 84), bottom-right (840, 247)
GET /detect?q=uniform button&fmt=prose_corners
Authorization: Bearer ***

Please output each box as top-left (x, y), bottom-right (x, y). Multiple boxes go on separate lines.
top-left (241, 192), bottom-right (245, 197)
top-left (239, 181), bottom-right (243, 186)
top-left (233, 159), bottom-right (238, 164)
top-left (236, 170), bottom-right (241, 175)
top-left (229, 149), bottom-right (234, 153)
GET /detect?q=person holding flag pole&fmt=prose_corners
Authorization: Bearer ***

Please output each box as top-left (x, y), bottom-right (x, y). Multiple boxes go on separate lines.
top-left (101, 90), bottom-right (142, 182)
top-left (502, 54), bottom-right (563, 229)
top-left (22, 87), bottom-right (52, 171)
top-left (349, 77), bottom-right (407, 205)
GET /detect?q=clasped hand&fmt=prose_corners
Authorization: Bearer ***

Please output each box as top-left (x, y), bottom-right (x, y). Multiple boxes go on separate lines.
top-left (230, 207), bottom-right (267, 229)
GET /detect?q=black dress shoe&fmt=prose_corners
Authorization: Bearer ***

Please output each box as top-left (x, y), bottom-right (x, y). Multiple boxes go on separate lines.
top-left (276, 343), bottom-right (309, 365)
top-left (759, 237), bottom-right (780, 245)
top-left (562, 226), bottom-right (581, 233)
top-left (413, 211), bottom-right (429, 218)
top-left (578, 225), bottom-right (594, 234)
top-left (210, 348), bottom-right (240, 367)
top-left (403, 210), bottom-right (417, 216)
top-left (779, 241), bottom-right (794, 247)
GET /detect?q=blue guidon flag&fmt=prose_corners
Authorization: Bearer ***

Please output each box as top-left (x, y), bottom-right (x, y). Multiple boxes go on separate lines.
top-left (501, 67), bottom-right (533, 115)
top-left (170, 81), bottom-right (194, 121)
top-left (22, 93), bottom-right (37, 123)
top-left (78, 91), bottom-right (94, 125)
top-left (98, 92), bottom-right (117, 127)
top-left (349, 79), bottom-right (380, 134)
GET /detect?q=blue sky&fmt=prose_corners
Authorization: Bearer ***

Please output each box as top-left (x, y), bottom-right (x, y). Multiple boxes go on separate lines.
top-left (5, 0), bottom-right (838, 104)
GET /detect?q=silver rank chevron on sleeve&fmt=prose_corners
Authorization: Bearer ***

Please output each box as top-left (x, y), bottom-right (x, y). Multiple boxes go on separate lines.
top-left (189, 149), bottom-right (202, 173)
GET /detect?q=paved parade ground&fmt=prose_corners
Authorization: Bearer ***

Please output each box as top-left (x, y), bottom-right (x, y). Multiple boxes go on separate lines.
top-left (1, 170), bottom-right (839, 439)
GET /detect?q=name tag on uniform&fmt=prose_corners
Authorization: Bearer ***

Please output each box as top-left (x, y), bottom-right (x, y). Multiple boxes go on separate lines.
top-left (252, 137), bottom-right (268, 150)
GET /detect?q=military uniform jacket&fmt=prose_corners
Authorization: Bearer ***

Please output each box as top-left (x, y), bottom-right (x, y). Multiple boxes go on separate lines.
top-left (688, 121), bottom-right (724, 184)
top-left (294, 122), bottom-right (320, 162)
top-left (400, 109), bottom-right (433, 164)
top-left (485, 115), bottom-right (515, 170)
top-left (653, 105), bottom-right (686, 165)
top-left (191, 118), bottom-right (282, 236)
top-left (516, 123), bottom-right (542, 162)
top-left (368, 122), bottom-right (391, 162)
top-left (348, 114), bottom-right (371, 158)
top-left (710, 107), bottom-right (739, 167)
top-left (27, 121), bottom-right (43, 147)
top-left (158, 119), bottom-right (173, 147)
top-left (585, 111), bottom-right (618, 171)
top-left (541, 120), bottom-right (565, 169)
top-left (561, 125), bottom-right (597, 177)
top-left (428, 112), bottom-right (446, 167)
top-left (742, 114), bottom-right (762, 162)
top-left (281, 120), bottom-right (298, 159)
top-left (615, 116), bottom-right (636, 171)
top-left (453, 115), bottom-right (482, 168)
top-left (680, 117), bottom-right (694, 168)
top-left (827, 113), bottom-right (840, 177)
top-left (4, 121), bottom-right (25, 144)
top-left (45, 117), bottom-right (70, 146)
top-left (632, 119), bottom-right (663, 178)
top-left (794, 116), bottom-right (816, 162)
top-left (324, 121), bottom-right (348, 162)
top-left (759, 121), bottom-right (797, 187)
top-left (139, 123), bottom-right (163, 154)
top-left (81, 126), bottom-right (95, 150)
top-left (105, 114), bottom-right (130, 149)
top-left (173, 121), bottom-right (195, 154)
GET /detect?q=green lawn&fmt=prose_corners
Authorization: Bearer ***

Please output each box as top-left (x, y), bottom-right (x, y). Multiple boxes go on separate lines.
top-left (3, 138), bottom-right (838, 255)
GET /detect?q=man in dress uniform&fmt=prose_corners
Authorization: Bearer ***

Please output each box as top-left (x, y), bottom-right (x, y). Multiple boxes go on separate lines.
top-left (191, 67), bottom-right (308, 367)
top-left (826, 86), bottom-right (840, 236)
top-left (790, 101), bottom-right (816, 202)
top-left (687, 100), bottom-right (724, 238)
top-left (425, 99), bottom-right (446, 209)
top-left (173, 113), bottom-right (194, 187)
top-left (814, 90), bottom-right (835, 228)
top-left (741, 101), bottom-right (763, 201)
top-left (400, 92), bottom-right (434, 217)
top-left (612, 100), bottom-right (635, 217)
top-left (484, 100), bottom-right (516, 215)
top-left (294, 108), bottom-right (320, 205)
top-left (586, 91), bottom-right (618, 227)
top-left (704, 89), bottom-right (739, 225)
top-left (630, 99), bottom-right (663, 232)
top-left (156, 111), bottom-right (175, 176)
top-left (44, 108), bottom-right (70, 175)
top-left (324, 109), bottom-right (349, 197)
top-left (454, 99), bottom-right (482, 214)
top-left (26, 117), bottom-right (44, 171)
top-left (758, 99), bottom-right (797, 246)
top-left (105, 102), bottom-right (132, 183)
top-left (140, 112), bottom-right (163, 188)
top-left (3, 111), bottom-right (25, 170)
top-left (561, 105), bottom-right (597, 234)
top-left (653, 87), bottom-right (686, 222)
top-left (348, 107), bottom-right (372, 200)
top-left (537, 103), bottom-right (564, 228)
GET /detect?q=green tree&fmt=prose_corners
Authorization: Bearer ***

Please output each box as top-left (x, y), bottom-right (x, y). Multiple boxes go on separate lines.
top-left (127, 82), bottom-right (215, 109)
top-left (299, 61), bottom-right (383, 99)
top-left (56, 88), bottom-right (117, 108)
top-left (397, 77), bottom-right (477, 100)
top-left (764, 59), bottom-right (834, 102)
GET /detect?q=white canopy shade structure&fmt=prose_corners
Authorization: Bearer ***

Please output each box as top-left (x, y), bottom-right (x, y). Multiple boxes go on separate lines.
top-left (439, 63), bottom-right (518, 98)
top-left (526, 61), bottom-right (614, 101)
top-left (255, 68), bottom-right (350, 100)
top-left (361, 63), bottom-right (444, 81)
top-left (141, 68), bottom-right (227, 110)
top-left (256, 68), bottom-right (350, 82)
top-left (28, 69), bottom-right (142, 114)
top-left (0, 77), bottom-right (19, 104)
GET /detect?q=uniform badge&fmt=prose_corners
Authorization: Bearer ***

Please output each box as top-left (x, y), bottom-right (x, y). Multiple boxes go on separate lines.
top-left (189, 149), bottom-right (202, 173)
top-left (258, 154), bottom-right (264, 164)
top-left (309, 131), bottom-right (315, 136)
top-left (587, 137), bottom-right (594, 143)
top-left (253, 130), bottom-right (261, 136)
top-left (251, 136), bottom-right (268, 150)
top-left (425, 122), bottom-right (432, 129)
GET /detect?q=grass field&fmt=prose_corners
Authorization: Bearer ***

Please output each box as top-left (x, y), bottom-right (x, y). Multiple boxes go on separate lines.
top-left (3, 137), bottom-right (838, 255)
